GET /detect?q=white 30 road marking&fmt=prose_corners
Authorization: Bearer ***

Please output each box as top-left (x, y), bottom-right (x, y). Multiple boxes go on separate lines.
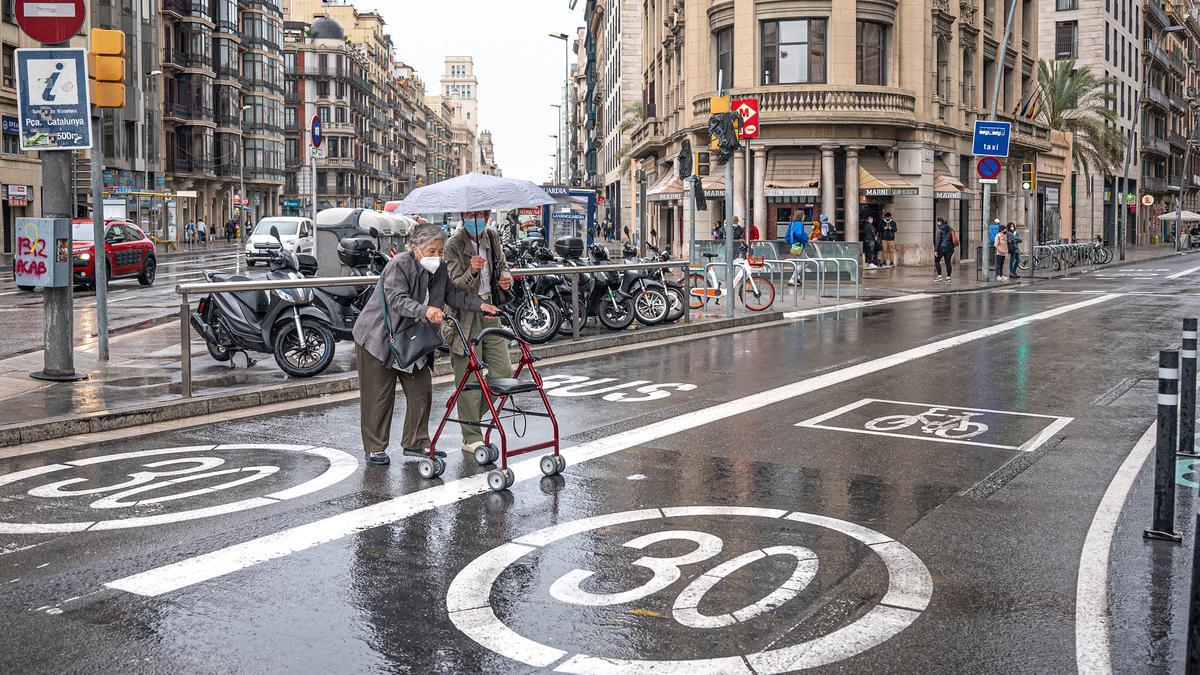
top-left (1075, 421), bottom-right (1157, 674)
top-left (446, 506), bottom-right (931, 673)
top-left (105, 293), bottom-right (1118, 597)
top-left (0, 445), bottom-right (356, 533)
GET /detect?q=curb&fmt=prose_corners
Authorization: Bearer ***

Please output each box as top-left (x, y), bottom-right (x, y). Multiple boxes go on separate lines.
top-left (0, 311), bottom-right (783, 448)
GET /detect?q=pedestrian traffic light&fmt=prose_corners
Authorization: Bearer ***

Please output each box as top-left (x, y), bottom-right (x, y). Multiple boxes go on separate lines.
top-left (89, 29), bottom-right (126, 109)
top-left (695, 151), bottom-right (711, 176)
top-left (1021, 162), bottom-right (1036, 191)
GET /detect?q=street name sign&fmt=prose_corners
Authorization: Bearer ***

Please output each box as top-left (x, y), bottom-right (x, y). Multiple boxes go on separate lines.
top-left (15, 0), bottom-right (84, 45)
top-left (971, 120), bottom-right (1011, 158)
top-left (15, 47), bottom-right (90, 151)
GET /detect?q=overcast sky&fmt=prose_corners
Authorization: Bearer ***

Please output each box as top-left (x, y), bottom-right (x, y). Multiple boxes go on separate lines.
top-left (362, 0), bottom-right (584, 184)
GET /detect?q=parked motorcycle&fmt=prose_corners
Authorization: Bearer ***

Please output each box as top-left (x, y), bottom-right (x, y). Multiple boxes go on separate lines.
top-left (595, 243), bottom-right (669, 326)
top-left (499, 240), bottom-right (563, 344)
top-left (306, 233), bottom-right (390, 341)
top-left (639, 230), bottom-right (687, 324)
top-left (191, 227), bottom-right (336, 378)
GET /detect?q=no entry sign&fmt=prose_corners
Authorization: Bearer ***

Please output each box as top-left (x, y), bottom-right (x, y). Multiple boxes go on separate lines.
top-left (15, 0), bottom-right (85, 45)
top-left (977, 156), bottom-right (1002, 180)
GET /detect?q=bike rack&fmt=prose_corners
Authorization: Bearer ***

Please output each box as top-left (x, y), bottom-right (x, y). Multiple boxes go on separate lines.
top-left (697, 261), bottom-right (783, 310)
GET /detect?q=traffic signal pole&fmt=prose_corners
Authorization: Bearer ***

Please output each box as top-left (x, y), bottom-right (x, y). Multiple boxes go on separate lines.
top-left (979, 0), bottom-right (1019, 282)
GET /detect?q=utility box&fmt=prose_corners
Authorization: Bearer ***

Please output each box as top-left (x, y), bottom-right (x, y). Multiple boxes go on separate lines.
top-left (14, 217), bottom-right (71, 288)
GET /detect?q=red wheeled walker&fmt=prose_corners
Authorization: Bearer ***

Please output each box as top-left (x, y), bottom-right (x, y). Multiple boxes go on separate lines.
top-left (420, 316), bottom-right (563, 492)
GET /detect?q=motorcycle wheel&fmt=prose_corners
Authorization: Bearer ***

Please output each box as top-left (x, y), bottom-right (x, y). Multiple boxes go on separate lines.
top-left (597, 296), bottom-right (635, 330)
top-left (557, 296), bottom-right (587, 336)
top-left (664, 286), bottom-right (687, 323)
top-left (633, 288), bottom-right (670, 326)
top-left (512, 299), bottom-right (562, 344)
top-left (272, 319), bottom-right (336, 378)
top-left (204, 316), bottom-right (233, 361)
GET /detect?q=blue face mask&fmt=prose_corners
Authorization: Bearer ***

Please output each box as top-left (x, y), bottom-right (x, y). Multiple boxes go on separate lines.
top-left (464, 218), bottom-right (486, 236)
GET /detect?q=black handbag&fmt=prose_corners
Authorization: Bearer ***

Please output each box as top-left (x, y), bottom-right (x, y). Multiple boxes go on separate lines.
top-left (380, 284), bottom-right (442, 370)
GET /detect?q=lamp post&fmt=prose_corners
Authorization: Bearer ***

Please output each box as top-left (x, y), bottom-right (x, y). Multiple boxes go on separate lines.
top-left (549, 134), bottom-right (560, 183)
top-left (550, 103), bottom-right (563, 183)
top-left (240, 103), bottom-right (251, 233)
top-left (550, 33), bottom-right (570, 185)
top-left (144, 69), bottom-right (162, 235)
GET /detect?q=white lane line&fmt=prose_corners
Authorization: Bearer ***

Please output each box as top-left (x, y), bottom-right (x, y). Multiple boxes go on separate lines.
top-left (781, 294), bottom-right (934, 319)
top-left (1167, 265), bottom-right (1200, 280)
top-left (1075, 421), bottom-right (1156, 675)
top-left (104, 293), bottom-right (1120, 598)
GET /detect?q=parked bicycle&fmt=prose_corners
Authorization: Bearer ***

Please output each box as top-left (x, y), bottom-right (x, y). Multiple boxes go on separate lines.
top-left (687, 246), bottom-right (776, 312)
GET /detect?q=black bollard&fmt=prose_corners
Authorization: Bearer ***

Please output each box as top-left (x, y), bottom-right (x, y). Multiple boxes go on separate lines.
top-left (1182, 318), bottom-right (1199, 459)
top-left (1147, 350), bottom-right (1184, 542)
top-left (1189, 515), bottom-right (1200, 674)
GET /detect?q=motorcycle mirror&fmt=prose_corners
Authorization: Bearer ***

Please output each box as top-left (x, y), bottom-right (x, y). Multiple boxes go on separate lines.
top-left (369, 226), bottom-right (381, 238)
top-left (623, 226), bottom-right (630, 237)
top-left (269, 226), bottom-right (281, 242)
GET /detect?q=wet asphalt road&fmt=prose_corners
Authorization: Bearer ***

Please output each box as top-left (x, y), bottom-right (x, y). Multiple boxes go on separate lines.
top-left (0, 249), bottom-right (247, 359)
top-left (2, 257), bottom-right (1200, 672)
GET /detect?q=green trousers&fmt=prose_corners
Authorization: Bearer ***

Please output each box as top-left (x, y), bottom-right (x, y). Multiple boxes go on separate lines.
top-left (451, 314), bottom-right (514, 445)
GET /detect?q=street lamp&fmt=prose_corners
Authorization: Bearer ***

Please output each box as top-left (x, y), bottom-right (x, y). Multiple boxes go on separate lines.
top-left (549, 134), bottom-right (560, 183)
top-left (145, 69), bottom-right (162, 235)
top-left (549, 33), bottom-right (570, 186)
top-left (240, 103), bottom-right (251, 232)
top-left (1117, 24), bottom-right (1187, 260)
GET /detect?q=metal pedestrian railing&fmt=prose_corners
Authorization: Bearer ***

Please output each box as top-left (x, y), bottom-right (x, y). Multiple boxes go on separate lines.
top-left (174, 260), bottom-right (691, 398)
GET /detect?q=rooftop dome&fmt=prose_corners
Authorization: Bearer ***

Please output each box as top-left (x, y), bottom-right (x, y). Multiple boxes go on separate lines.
top-left (310, 16), bottom-right (344, 40)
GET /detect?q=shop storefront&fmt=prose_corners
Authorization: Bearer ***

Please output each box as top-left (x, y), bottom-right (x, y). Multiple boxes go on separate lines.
top-left (858, 153), bottom-right (917, 239)
top-left (762, 150), bottom-right (820, 240)
top-left (2, 184), bottom-right (33, 254)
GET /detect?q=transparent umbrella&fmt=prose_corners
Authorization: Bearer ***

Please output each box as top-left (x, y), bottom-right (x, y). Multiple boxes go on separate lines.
top-left (394, 173), bottom-right (556, 214)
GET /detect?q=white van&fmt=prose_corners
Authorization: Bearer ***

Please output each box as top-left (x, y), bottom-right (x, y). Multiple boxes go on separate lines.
top-left (245, 217), bottom-right (315, 266)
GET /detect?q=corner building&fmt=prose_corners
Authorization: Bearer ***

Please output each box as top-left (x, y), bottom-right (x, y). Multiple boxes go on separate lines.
top-left (630, 0), bottom-right (1052, 263)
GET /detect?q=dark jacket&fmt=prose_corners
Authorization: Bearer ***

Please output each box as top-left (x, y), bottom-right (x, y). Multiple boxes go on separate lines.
top-left (881, 218), bottom-right (897, 241)
top-left (862, 221), bottom-right (878, 246)
top-left (934, 222), bottom-right (955, 254)
top-left (443, 227), bottom-right (510, 355)
top-left (352, 251), bottom-right (484, 365)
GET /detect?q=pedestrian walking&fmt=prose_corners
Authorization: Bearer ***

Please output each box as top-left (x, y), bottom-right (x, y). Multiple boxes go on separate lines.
top-left (352, 223), bottom-right (500, 466)
top-left (1006, 223), bottom-right (1022, 278)
top-left (185, 220), bottom-right (196, 244)
top-left (224, 219), bottom-right (235, 243)
top-left (209, 220), bottom-right (217, 243)
top-left (933, 217), bottom-right (955, 282)
top-left (880, 212), bottom-right (898, 266)
top-left (993, 225), bottom-right (1009, 281)
top-left (862, 216), bottom-right (879, 269)
top-left (785, 214), bottom-right (810, 286)
top-left (444, 211), bottom-right (514, 457)
top-left (196, 218), bottom-right (207, 243)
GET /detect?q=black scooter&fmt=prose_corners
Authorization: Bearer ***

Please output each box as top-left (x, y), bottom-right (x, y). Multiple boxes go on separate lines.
top-left (307, 232), bottom-right (390, 341)
top-left (597, 243), bottom-right (669, 326)
top-left (500, 240), bottom-right (563, 344)
top-left (192, 227), bottom-right (336, 378)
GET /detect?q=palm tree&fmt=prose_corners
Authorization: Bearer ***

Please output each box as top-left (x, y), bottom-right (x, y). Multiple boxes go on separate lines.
top-left (616, 101), bottom-right (644, 176)
top-left (1035, 58), bottom-right (1126, 185)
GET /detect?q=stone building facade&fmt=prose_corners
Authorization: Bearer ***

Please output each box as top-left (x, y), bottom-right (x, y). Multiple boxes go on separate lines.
top-left (629, 0), bottom-right (1052, 264)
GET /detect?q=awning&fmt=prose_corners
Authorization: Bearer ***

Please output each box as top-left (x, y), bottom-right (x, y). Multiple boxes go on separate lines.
top-left (763, 150), bottom-right (820, 197)
top-left (646, 173), bottom-right (684, 202)
top-left (859, 154), bottom-right (919, 197)
top-left (933, 161), bottom-right (974, 200)
top-left (702, 172), bottom-right (726, 198)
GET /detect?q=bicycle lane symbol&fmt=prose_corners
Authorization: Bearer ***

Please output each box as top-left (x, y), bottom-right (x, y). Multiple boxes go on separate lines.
top-left (797, 399), bottom-right (1074, 451)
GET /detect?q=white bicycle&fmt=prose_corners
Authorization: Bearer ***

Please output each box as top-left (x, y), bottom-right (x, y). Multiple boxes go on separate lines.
top-left (865, 407), bottom-right (988, 440)
top-left (687, 251), bottom-right (776, 312)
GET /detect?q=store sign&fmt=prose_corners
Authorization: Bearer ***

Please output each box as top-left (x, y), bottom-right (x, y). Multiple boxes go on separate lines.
top-left (1046, 187), bottom-right (1060, 206)
top-left (1, 116), bottom-right (18, 136)
top-left (763, 188), bottom-right (819, 197)
top-left (934, 191), bottom-right (966, 200)
top-left (517, 207), bottom-right (542, 216)
top-left (7, 184), bottom-right (29, 205)
top-left (551, 212), bottom-right (585, 220)
top-left (282, 199), bottom-right (302, 208)
top-left (864, 187), bottom-right (919, 197)
top-left (648, 192), bottom-right (683, 202)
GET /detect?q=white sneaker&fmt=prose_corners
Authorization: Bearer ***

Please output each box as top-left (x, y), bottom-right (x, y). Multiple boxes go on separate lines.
top-left (462, 441), bottom-right (484, 454)
top-left (934, 275), bottom-right (943, 281)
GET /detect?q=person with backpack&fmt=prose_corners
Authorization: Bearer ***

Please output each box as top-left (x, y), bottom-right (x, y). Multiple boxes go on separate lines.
top-left (1006, 223), bottom-right (1022, 279)
top-left (785, 215), bottom-right (810, 286)
top-left (862, 216), bottom-right (879, 269)
top-left (933, 217), bottom-right (956, 282)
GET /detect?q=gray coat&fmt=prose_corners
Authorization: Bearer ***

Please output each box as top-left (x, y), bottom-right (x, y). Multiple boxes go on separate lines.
top-left (352, 251), bottom-right (484, 365)
top-left (443, 227), bottom-right (510, 355)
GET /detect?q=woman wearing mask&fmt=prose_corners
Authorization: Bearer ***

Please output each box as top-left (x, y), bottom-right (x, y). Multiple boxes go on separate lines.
top-left (352, 223), bottom-right (500, 466)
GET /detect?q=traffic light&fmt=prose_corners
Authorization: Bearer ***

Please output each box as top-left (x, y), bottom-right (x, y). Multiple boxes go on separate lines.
top-left (89, 29), bottom-right (126, 109)
top-left (695, 151), bottom-right (711, 176)
top-left (1021, 162), bottom-right (1036, 191)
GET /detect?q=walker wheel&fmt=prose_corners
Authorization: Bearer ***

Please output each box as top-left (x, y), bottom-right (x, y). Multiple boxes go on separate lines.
top-left (503, 468), bottom-right (515, 489)
top-left (540, 455), bottom-right (559, 477)
top-left (555, 455), bottom-right (566, 473)
top-left (418, 457), bottom-right (445, 480)
top-left (487, 443), bottom-right (500, 464)
top-left (474, 445), bottom-right (493, 466)
top-left (487, 469), bottom-right (508, 492)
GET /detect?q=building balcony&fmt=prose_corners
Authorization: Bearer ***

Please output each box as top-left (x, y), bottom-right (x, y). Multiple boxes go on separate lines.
top-left (163, 49), bottom-right (213, 72)
top-left (164, 103), bottom-right (215, 123)
top-left (690, 85), bottom-right (918, 128)
top-left (1145, 175), bottom-right (1169, 193)
top-left (1146, 85), bottom-right (1170, 110)
top-left (215, 162), bottom-right (240, 178)
top-left (1170, 130), bottom-right (1188, 148)
top-left (1171, 92), bottom-right (1189, 112)
top-left (166, 157), bottom-right (214, 175)
top-left (1142, 135), bottom-right (1171, 157)
top-left (1146, 0), bottom-right (1170, 29)
top-left (162, 0), bottom-right (212, 22)
top-left (246, 168), bottom-right (285, 183)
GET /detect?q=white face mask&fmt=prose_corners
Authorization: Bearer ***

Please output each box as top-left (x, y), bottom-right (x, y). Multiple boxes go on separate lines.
top-left (418, 256), bottom-right (441, 274)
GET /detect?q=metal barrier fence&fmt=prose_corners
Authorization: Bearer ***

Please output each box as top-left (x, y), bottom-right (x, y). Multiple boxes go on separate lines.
top-left (174, 260), bottom-right (690, 398)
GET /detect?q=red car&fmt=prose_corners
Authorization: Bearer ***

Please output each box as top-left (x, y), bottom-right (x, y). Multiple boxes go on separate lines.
top-left (70, 219), bottom-right (157, 290)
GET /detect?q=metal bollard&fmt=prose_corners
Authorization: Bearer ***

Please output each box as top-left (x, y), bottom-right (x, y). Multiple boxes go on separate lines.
top-left (1146, 350), bottom-right (1184, 542)
top-left (1182, 318), bottom-right (1199, 458)
top-left (1189, 514), bottom-right (1200, 674)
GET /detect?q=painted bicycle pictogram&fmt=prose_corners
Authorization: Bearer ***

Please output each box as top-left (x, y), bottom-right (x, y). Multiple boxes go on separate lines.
top-left (865, 407), bottom-right (990, 440)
